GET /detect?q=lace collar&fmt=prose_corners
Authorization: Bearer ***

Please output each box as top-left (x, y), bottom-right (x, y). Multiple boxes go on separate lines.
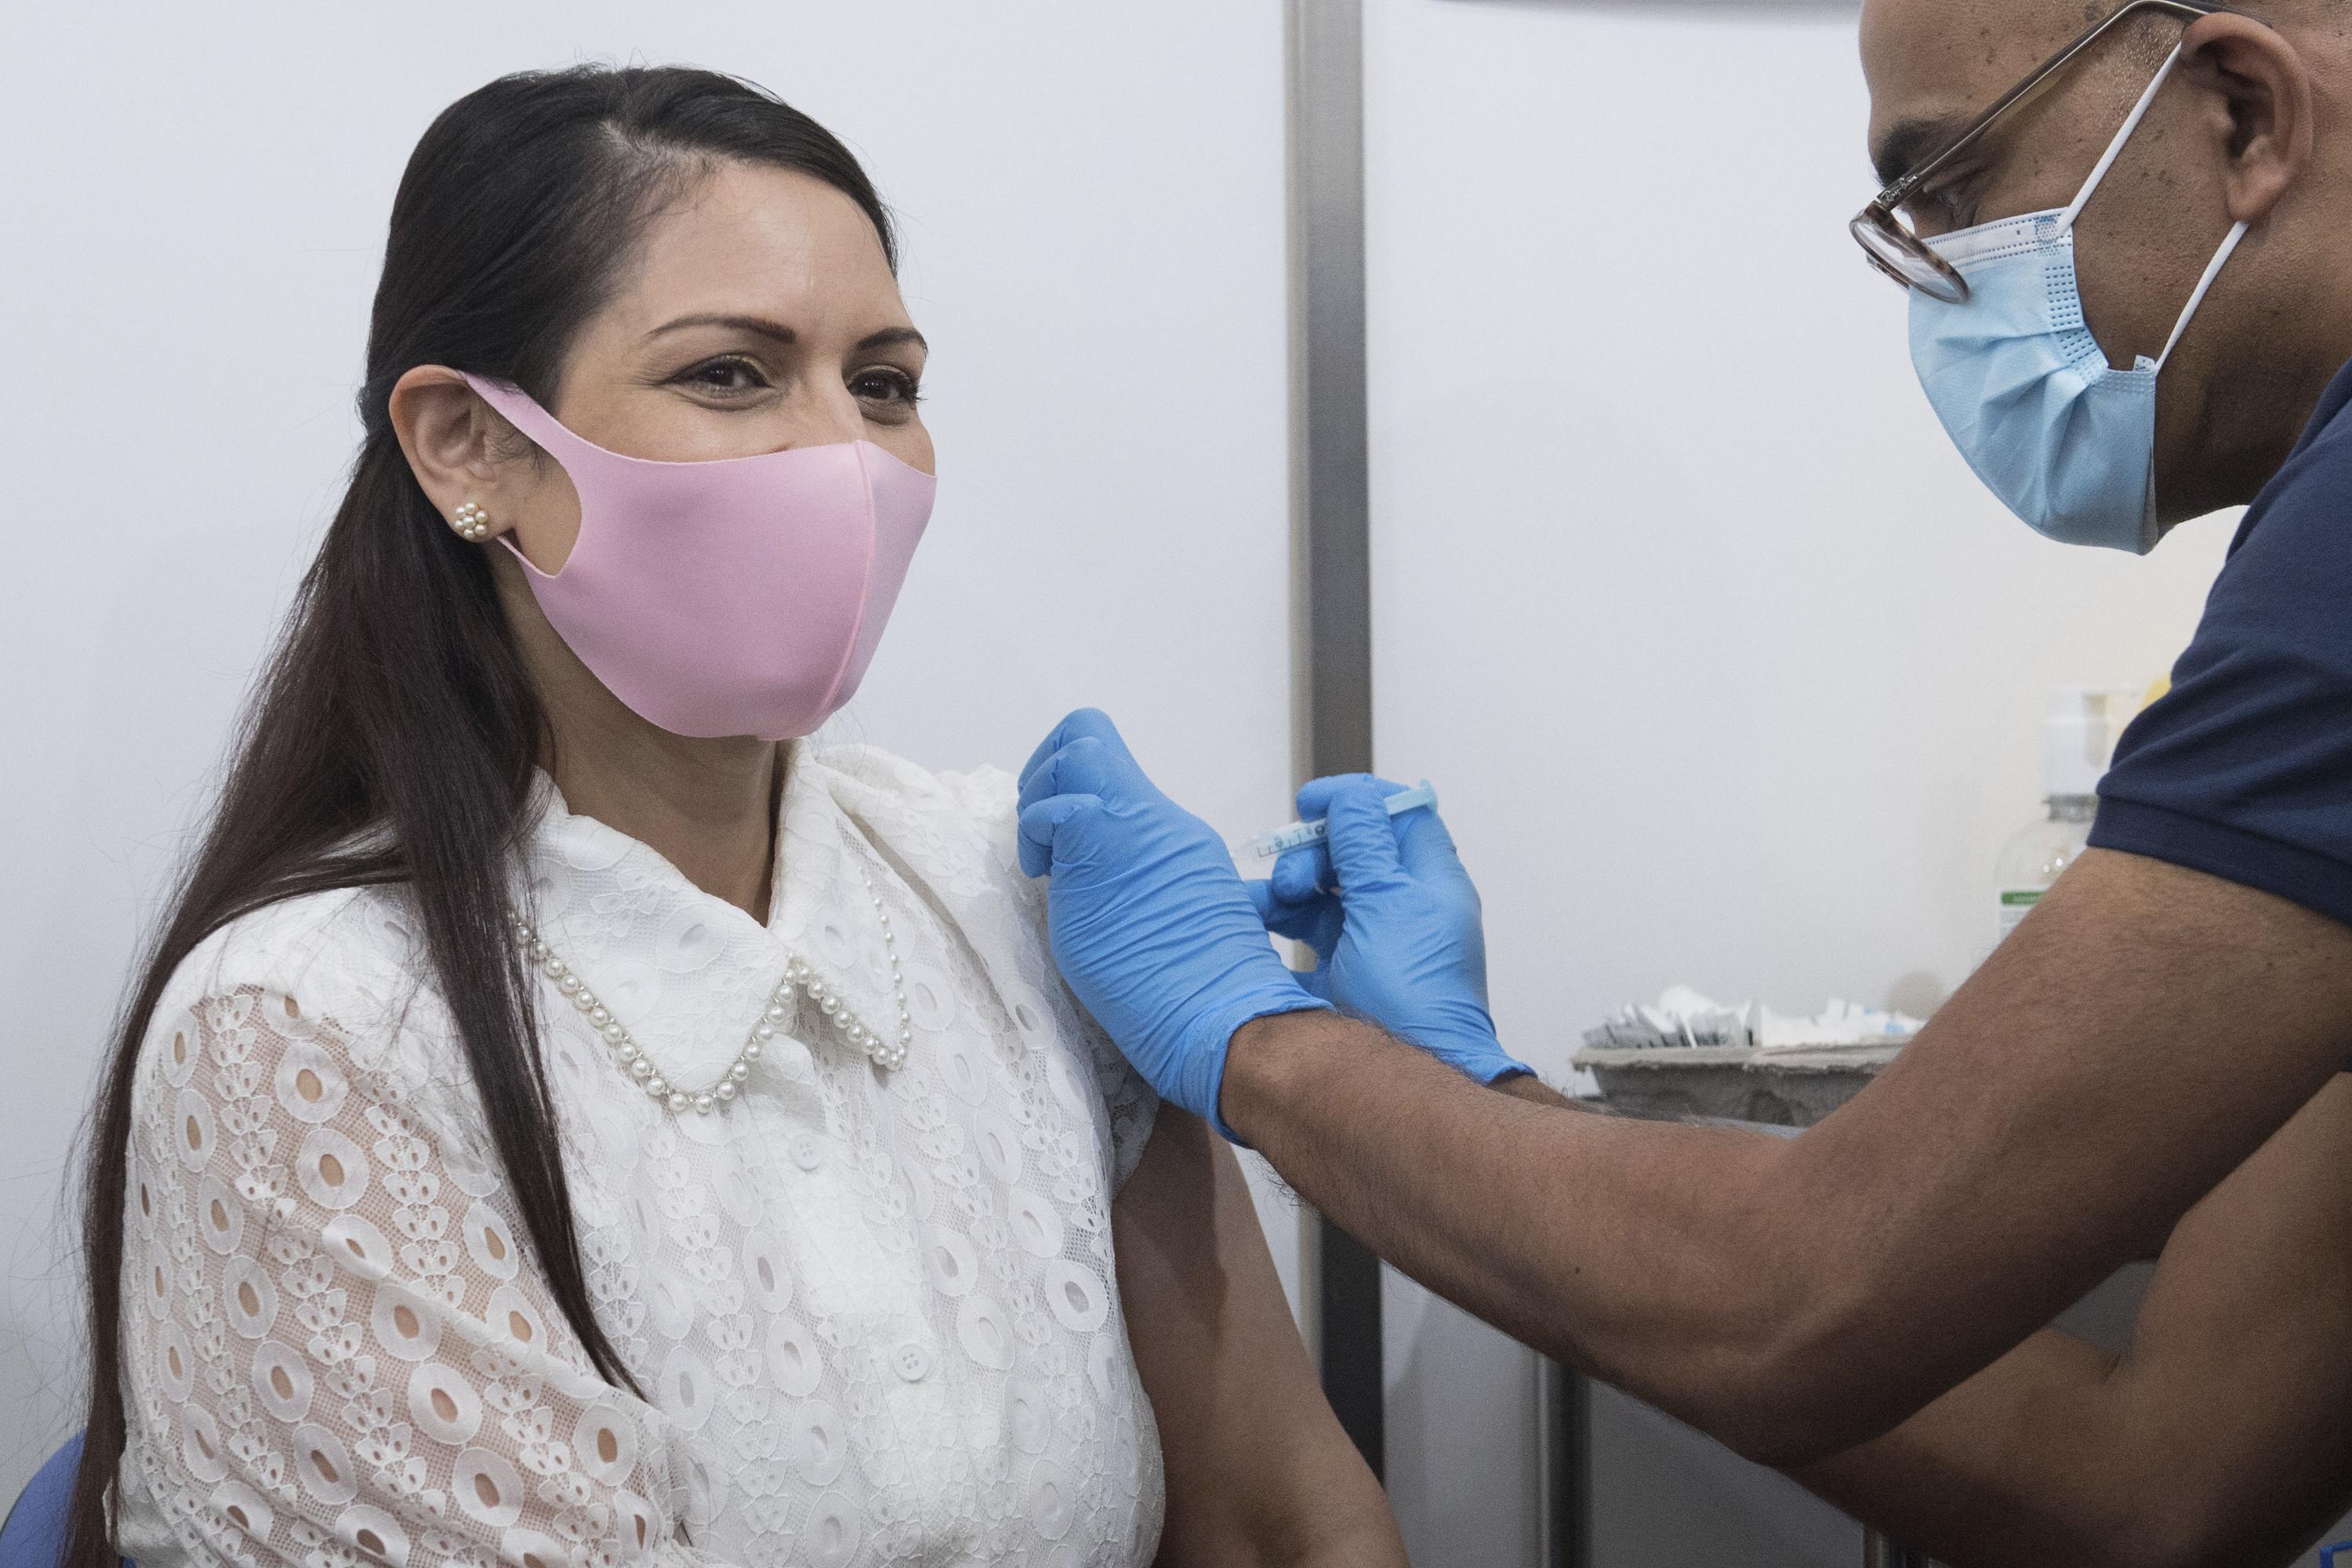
top-left (514, 747), bottom-right (909, 1100)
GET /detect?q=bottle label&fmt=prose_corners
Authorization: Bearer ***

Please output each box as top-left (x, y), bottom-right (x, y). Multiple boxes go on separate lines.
top-left (1997, 888), bottom-right (2042, 943)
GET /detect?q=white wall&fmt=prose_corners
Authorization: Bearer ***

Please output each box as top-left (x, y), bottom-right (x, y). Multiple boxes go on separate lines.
top-left (1362, 0), bottom-right (2233, 1561)
top-left (0, 0), bottom-right (1300, 1497)
top-left (7, 2), bottom-right (2288, 1558)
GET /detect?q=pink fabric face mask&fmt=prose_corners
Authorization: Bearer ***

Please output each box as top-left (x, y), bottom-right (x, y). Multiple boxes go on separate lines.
top-left (463, 374), bottom-right (936, 741)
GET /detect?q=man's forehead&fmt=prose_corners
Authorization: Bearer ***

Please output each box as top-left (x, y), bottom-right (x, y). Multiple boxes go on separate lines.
top-left (1860, 0), bottom-right (2096, 180)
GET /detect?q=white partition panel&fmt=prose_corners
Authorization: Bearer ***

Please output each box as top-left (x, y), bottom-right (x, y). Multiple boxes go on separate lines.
top-left (0, 1), bottom-right (1297, 1498)
top-left (1363, 0), bottom-right (2230, 1559)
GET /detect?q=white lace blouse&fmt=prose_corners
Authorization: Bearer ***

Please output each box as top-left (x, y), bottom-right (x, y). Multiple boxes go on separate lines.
top-left (114, 744), bottom-right (1166, 1568)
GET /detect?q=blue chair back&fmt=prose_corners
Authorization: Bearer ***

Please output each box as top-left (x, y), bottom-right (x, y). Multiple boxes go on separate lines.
top-left (0, 1436), bottom-right (117, 1568)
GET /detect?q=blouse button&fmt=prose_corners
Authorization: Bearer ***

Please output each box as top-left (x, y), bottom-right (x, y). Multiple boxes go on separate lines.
top-left (790, 1132), bottom-right (824, 1172)
top-left (893, 1344), bottom-right (933, 1382)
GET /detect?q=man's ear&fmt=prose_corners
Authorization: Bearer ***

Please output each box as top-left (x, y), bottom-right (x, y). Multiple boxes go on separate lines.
top-left (2181, 13), bottom-right (2315, 224)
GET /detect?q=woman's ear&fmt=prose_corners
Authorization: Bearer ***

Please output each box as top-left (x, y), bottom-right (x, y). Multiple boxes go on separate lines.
top-left (388, 365), bottom-right (517, 544)
top-left (2182, 13), bottom-right (2315, 225)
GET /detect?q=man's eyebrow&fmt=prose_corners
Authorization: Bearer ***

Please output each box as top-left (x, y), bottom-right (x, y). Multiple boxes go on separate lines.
top-left (646, 312), bottom-right (797, 344)
top-left (1871, 114), bottom-right (1965, 190)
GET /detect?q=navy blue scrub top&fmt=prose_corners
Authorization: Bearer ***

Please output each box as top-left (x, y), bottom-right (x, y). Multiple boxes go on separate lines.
top-left (2093, 356), bottom-right (2352, 960)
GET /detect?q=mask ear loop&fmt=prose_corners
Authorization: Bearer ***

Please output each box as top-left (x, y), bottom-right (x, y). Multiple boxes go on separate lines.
top-left (2057, 45), bottom-right (2183, 235)
top-left (2049, 42), bottom-right (2251, 371)
top-left (2155, 220), bottom-right (2249, 369)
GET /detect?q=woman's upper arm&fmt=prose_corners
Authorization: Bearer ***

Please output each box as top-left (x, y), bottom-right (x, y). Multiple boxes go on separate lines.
top-left (1110, 1108), bottom-right (1405, 1567)
top-left (122, 962), bottom-right (720, 1568)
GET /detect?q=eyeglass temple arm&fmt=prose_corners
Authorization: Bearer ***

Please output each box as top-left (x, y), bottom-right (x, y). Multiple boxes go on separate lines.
top-left (1875, 0), bottom-right (2226, 209)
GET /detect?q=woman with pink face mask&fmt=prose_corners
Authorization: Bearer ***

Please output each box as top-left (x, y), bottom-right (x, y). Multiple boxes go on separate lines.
top-left (58, 66), bottom-right (1404, 1568)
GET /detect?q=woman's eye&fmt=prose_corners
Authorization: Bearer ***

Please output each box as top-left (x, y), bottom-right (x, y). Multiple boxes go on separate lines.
top-left (851, 367), bottom-right (921, 408)
top-left (681, 357), bottom-right (769, 394)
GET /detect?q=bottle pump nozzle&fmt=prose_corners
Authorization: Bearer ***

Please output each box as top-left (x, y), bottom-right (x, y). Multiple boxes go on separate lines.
top-left (2042, 685), bottom-right (2136, 800)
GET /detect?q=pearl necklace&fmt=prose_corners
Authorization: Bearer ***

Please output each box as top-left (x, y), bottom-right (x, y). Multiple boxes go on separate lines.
top-left (509, 866), bottom-right (912, 1116)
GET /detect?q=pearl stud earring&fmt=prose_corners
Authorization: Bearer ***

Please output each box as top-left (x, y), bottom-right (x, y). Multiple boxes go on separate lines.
top-left (452, 501), bottom-right (492, 542)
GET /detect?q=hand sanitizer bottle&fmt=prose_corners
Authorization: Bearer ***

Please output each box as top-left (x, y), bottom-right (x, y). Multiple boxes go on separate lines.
top-left (1994, 687), bottom-right (2131, 949)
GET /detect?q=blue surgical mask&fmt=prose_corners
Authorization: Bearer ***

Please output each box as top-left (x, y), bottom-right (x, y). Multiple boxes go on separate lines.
top-left (1908, 45), bottom-right (2248, 554)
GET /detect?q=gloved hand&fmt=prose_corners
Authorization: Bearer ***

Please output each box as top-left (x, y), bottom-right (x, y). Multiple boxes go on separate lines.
top-left (1247, 775), bottom-right (1531, 1085)
top-left (1018, 709), bottom-right (1332, 1139)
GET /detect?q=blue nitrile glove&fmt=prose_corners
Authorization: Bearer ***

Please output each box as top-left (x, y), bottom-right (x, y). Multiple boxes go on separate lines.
top-left (1247, 774), bottom-right (1532, 1085)
top-left (1018, 710), bottom-right (1334, 1139)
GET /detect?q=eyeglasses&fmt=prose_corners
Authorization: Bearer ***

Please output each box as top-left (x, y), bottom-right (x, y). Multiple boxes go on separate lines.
top-left (1851, 0), bottom-right (2230, 303)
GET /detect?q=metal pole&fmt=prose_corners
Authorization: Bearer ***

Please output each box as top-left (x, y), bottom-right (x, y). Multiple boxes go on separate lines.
top-left (1863, 1530), bottom-right (1933, 1567)
top-left (1534, 1359), bottom-right (1593, 1568)
top-left (1284, 0), bottom-right (1383, 1479)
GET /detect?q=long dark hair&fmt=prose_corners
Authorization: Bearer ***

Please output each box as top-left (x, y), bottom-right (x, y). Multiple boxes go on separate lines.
top-left (65, 64), bottom-right (895, 1568)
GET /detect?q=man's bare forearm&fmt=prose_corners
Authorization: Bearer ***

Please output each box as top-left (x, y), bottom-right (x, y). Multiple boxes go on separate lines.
top-left (1494, 1063), bottom-right (2201, 1559)
top-left (1494, 1072), bottom-right (1562, 1105)
top-left (1793, 1290), bottom-right (2346, 1568)
top-left (1793, 1076), bottom-right (2352, 1567)
top-left (1241, 1028), bottom-right (2349, 1562)
top-left (1223, 855), bottom-right (2352, 1465)
top-left (1798, 1329), bottom-right (2142, 1566)
top-left (1224, 1008), bottom-right (1846, 1460)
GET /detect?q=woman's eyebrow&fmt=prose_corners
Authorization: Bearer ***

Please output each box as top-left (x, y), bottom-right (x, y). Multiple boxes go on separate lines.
top-left (641, 317), bottom-right (925, 355)
top-left (647, 312), bottom-right (797, 343)
top-left (856, 326), bottom-right (927, 354)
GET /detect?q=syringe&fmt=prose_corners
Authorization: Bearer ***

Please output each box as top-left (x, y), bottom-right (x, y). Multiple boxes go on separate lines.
top-left (1234, 780), bottom-right (1439, 862)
